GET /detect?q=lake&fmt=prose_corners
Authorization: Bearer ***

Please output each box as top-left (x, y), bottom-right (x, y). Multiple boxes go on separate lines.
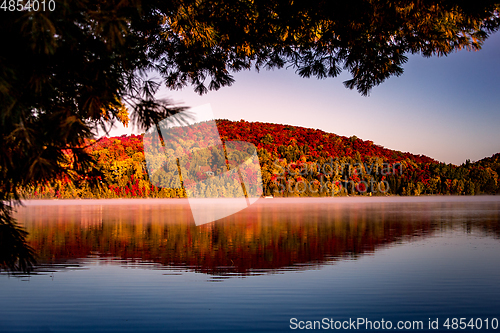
top-left (1, 197), bottom-right (500, 332)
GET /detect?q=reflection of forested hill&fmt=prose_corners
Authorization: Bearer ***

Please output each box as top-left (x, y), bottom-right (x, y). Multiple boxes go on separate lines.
top-left (15, 199), bottom-right (500, 276)
top-left (20, 120), bottom-right (500, 198)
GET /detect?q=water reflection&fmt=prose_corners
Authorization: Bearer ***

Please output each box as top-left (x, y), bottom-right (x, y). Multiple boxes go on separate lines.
top-left (12, 197), bottom-right (500, 277)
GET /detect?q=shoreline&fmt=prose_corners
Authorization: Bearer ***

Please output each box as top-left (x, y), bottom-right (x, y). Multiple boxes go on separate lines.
top-left (16, 195), bottom-right (500, 206)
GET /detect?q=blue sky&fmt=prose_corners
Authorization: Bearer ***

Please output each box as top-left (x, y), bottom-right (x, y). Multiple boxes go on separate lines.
top-left (111, 32), bottom-right (500, 166)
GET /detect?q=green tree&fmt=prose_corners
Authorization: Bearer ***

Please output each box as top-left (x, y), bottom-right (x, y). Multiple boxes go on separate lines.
top-left (2, 0), bottom-right (500, 271)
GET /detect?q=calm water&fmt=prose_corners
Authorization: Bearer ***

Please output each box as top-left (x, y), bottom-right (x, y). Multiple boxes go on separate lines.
top-left (1, 197), bottom-right (500, 332)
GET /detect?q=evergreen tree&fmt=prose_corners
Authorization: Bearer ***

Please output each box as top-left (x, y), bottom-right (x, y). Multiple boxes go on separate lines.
top-left (2, 0), bottom-right (500, 271)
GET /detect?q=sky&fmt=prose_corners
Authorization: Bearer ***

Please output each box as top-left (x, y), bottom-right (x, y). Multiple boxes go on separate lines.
top-left (109, 32), bottom-right (500, 166)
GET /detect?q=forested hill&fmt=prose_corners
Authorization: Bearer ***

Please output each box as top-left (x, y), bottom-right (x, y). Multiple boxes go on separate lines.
top-left (21, 120), bottom-right (499, 199)
top-left (216, 119), bottom-right (436, 164)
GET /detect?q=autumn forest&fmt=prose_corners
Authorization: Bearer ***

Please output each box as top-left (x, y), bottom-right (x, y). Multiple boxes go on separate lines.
top-left (20, 120), bottom-right (500, 199)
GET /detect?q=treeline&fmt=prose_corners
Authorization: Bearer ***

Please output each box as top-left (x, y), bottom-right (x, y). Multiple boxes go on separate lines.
top-left (19, 120), bottom-right (499, 198)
